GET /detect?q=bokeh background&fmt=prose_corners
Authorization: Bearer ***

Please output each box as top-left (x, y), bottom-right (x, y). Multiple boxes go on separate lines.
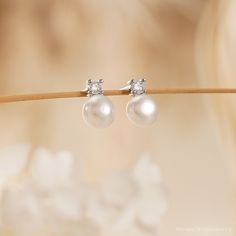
top-left (0, 0), bottom-right (235, 235)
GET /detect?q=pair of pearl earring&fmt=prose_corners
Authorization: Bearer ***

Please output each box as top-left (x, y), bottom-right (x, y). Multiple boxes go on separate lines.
top-left (82, 79), bottom-right (157, 128)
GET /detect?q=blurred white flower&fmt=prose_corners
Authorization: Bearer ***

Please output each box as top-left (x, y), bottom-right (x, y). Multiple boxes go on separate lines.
top-left (0, 144), bottom-right (30, 189)
top-left (29, 148), bottom-right (82, 193)
top-left (132, 154), bottom-right (162, 186)
top-left (1, 183), bottom-right (44, 236)
top-left (0, 146), bottom-right (97, 236)
top-left (0, 146), bottom-right (167, 236)
top-left (87, 155), bottom-right (168, 235)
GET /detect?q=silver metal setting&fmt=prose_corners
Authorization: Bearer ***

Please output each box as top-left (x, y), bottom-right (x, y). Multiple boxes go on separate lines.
top-left (124, 79), bottom-right (146, 96)
top-left (85, 79), bottom-right (104, 96)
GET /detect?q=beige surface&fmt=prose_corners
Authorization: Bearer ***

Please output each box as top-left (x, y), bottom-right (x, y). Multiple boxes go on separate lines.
top-left (0, 0), bottom-right (235, 235)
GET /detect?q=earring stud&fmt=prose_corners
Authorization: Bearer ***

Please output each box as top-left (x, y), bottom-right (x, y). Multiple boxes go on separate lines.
top-left (82, 79), bottom-right (114, 128)
top-left (125, 79), bottom-right (157, 126)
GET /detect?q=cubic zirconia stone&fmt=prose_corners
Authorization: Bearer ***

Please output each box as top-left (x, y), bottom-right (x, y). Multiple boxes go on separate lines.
top-left (86, 79), bottom-right (103, 96)
top-left (129, 79), bottom-right (146, 96)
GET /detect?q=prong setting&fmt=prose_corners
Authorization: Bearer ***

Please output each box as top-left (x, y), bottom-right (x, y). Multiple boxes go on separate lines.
top-left (85, 79), bottom-right (104, 96)
top-left (128, 79), bottom-right (146, 96)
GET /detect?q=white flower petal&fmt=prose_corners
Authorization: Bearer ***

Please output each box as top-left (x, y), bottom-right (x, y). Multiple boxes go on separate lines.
top-left (112, 205), bottom-right (136, 232)
top-left (1, 184), bottom-right (44, 232)
top-left (136, 187), bottom-right (168, 227)
top-left (29, 148), bottom-right (75, 192)
top-left (44, 191), bottom-right (82, 221)
top-left (132, 155), bottom-right (162, 187)
top-left (0, 144), bottom-right (30, 187)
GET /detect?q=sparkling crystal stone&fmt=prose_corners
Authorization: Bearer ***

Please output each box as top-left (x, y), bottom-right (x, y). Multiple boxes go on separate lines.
top-left (86, 79), bottom-right (103, 96)
top-left (129, 79), bottom-right (146, 96)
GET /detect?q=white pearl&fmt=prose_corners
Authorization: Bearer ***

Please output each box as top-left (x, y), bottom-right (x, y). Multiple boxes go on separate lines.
top-left (126, 94), bottom-right (157, 126)
top-left (83, 95), bottom-right (114, 128)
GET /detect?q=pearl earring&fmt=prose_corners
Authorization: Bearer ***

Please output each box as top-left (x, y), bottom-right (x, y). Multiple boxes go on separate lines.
top-left (125, 79), bottom-right (157, 126)
top-left (82, 79), bottom-right (115, 128)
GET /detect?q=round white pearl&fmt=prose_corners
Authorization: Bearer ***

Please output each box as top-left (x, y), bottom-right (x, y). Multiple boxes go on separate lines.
top-left (83, 95), bottom-right (114, 128)
top-left (126, 94), bottom-right (157, 126)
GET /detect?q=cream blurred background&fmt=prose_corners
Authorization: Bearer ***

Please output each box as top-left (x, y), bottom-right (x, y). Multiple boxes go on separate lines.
top-left (0, 0), bottom-right (235, 235)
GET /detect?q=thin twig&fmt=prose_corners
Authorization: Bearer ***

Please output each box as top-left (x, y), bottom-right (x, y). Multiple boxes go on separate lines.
top-left (0, 88), bottom-right (235, 103)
